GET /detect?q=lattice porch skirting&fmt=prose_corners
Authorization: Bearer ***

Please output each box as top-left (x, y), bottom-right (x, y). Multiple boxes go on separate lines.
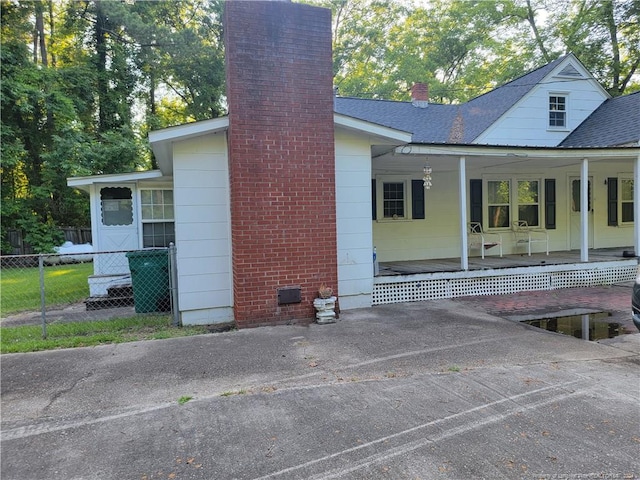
top-left (372, 260), bottom-right (638, 305)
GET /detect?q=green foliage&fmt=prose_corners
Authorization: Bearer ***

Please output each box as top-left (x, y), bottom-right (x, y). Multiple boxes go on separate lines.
top-left (548, 0), bottom-right (640, 96)
top-left (16, 216), bottom-right (65, 254)
top-left (310, 0), bottom-right (639, 103)
top-left (1, 0), bottom-right (226, 250)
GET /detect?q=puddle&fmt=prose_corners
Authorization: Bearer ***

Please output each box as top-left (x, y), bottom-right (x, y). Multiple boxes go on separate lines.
top-left (521, 312), bottom-right (623, 341)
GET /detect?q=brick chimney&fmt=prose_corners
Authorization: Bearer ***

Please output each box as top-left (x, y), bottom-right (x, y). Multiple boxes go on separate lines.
top-left (411, 83), bottom-right (429, 108)
top-left (224, 1), bottom-right (338, 328)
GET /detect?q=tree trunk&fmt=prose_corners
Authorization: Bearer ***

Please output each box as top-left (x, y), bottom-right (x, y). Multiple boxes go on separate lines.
top-left (95, 0), bottom-right (109, 132)
top-left (525, 0), bottom-right (550, 63)
top-left (34, 2), bottom-right (48, 67)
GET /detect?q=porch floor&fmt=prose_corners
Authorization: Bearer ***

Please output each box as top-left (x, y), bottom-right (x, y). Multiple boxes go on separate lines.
top-left (378, 247), bottom-right (637, 276)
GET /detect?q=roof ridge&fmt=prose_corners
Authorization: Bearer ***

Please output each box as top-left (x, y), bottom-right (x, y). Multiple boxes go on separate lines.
top-left (467, 54), bottom-right (567, 104)
top-left (336, 96), bottom-right (408, 104)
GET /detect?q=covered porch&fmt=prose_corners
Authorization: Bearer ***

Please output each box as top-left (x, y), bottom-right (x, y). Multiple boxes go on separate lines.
top-left (379, 247), bottom-right (637, 275)
top-left (373, 247), bottom-right (638, 305)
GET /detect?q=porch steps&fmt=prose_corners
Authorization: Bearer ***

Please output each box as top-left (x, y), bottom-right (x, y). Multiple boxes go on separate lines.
top-left (85, 284), bottom-right (134, 311)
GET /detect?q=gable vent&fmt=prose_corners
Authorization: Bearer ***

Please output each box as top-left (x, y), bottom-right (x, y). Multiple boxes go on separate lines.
top-left (557, 64), bottom-right (584, 78)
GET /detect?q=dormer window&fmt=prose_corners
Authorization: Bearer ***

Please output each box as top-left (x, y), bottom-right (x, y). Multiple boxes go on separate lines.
top-left (549, 94), bottom-right (567, 128)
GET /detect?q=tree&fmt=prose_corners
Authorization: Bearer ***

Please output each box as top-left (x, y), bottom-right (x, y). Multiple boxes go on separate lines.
top-left (309, 0), bottom-right (639, 103)
top-left (548, 0), bottom-right (639, 96)
top-left (1, 0), bottom-right (226, 253)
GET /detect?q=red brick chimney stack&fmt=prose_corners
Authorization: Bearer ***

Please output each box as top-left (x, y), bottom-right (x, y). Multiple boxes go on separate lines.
top-left (411, 83), bottom-right (429, 108)
top-left (224, 1), bottom-right (338, 328)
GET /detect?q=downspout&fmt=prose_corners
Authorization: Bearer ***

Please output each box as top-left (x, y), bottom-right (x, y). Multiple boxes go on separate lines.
top-left (459, 156), bottom-right (469, 270)
top-left (634, 152), bottom-right (640, 257)
top-left (581, 158), bottom-right (589, 262)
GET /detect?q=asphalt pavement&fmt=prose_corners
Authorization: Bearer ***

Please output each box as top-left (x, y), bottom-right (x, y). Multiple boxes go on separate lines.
top-left (1, 288), bottom-right (639, 480)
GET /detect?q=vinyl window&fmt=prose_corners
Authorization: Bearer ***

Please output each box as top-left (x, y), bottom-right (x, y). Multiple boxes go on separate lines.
top-left (487, 180), bottom-right (510, 228)
top-left (517, 180), bottom-right (539, 227)
top-left (549, 95), bottom-right (567, 128)
top-left (140, 189), bottom-right (175, 247)
top-left (621, 179), bottom-right (634, 223)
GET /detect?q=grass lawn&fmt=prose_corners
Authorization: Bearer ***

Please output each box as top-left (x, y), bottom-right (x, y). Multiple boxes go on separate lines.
top-left (1, 316), bottom-right (212, 353)
top-left (1, 262), bottom-right (93, 315)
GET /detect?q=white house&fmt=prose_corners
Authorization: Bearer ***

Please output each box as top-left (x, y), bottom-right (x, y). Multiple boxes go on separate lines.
top-left (68, 2), bottom-right (640, 327)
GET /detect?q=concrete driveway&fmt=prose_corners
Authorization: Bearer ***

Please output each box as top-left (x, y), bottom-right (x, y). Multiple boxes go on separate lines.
top-left (1, 298), bottom-right (639, 479)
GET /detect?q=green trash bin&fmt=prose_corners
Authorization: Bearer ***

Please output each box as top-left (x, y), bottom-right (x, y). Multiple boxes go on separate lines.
top-left (126, 249), bottom-right (170, 313)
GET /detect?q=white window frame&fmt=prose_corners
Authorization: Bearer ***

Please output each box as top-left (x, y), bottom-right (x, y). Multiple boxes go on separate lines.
top-left (484, 176), bottom-right (543, 230)
top-left (486, 178), bottom-right (511, 230)
top-left (620, 177), bottom-right (635, 225)
top-left (139, 188), bottom-right (175, 247)
top-left (375, 176), bottom-right (412, 222)
top-left (548, 92), bottom-right (569, 130)
top-left (517, 179), bottom-right (541, 228)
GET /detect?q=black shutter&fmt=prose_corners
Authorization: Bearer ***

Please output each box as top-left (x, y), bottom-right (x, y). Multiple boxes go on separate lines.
top-left (469, 179), bottom-right (482, 224)
top-left (371, 179), bottom-right (377, 220)
top-left (412, 180), bottom-right (425, 219)
top-left (545, 179), bottom-right (556, 229)
top-left (608, 178), bottom-right (618, 226)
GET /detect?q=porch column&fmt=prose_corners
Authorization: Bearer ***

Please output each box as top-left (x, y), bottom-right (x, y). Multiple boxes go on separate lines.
top-left (459, 156), bottom-right (469, 270)
top-left (635, 154), bottom-right (640, 257)
top-left (581, 158), bottom-right (589, 262)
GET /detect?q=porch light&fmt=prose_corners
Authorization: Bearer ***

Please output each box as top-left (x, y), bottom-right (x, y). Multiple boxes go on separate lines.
top-left (423, 163), bottom-right (432, 189)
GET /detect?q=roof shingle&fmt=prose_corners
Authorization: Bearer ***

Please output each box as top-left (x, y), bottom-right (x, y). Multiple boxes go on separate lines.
top-left (334, 57), bottom-right (565, 144)
top-left (560, 91), bottom-right (640, 147)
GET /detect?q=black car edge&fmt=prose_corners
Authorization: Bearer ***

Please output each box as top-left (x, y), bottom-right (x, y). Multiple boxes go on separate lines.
top-left (633, 265), bottom-right (640, 332)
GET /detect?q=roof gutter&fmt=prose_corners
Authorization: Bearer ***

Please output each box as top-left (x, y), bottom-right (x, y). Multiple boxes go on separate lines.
top-left (398, 143), bottom-right (640, 159)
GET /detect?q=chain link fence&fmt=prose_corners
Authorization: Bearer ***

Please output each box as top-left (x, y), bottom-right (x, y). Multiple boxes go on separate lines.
top-left (1, 245), bottom-right (178, 338)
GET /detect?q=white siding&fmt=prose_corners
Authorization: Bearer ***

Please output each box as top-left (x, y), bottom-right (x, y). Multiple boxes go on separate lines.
top-left (173, 132), bottom-right (233, 325)
top-left (335, 130), bottom-right (375, 309)
top-left (373, 167), bottom-right (462, 261)
top-left (476, 63), bottom-right (608, 146)
top-left (372, 157), bottom-right (636, 262)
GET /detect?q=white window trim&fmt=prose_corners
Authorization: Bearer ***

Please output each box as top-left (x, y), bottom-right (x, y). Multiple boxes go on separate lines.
top-left (485, 176), bottom-right (512, 230)
top-left (619, 176), bottom-right (635, 225)
top-left (375, 175), bottom-right (412, 222)
top-left (548, 92), bottom-right (569, 131)
top-left (516, 178), bottom-right (542, 227)
top-left (483, 176), bottom-right (544, 230)
top-left (137, 187), bottom-right (175, 247)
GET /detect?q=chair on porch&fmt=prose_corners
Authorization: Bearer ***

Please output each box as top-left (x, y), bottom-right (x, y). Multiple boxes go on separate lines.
top-left (468, 222), bottom-right (503, 259)
top-left (511, 220), bottom-right (549, 256)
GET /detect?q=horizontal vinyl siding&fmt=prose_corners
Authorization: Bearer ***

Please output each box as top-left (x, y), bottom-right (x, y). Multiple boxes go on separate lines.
top-left (335, 130), bottom-right (375, 308)
top-left (173, 133), bottom-right (233, 317)
top-left (476, 80), bottom-right (607, 146)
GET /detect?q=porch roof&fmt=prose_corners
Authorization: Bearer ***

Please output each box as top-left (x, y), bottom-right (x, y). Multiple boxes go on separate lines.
top-left (385, 143), bottom-right (640, 171)
top-left (67, 170), bottom-right (164, 192)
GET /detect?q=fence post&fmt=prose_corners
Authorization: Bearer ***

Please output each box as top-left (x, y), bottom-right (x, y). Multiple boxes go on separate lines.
top-left (38, 254), bottom-right (47, 339)
top-left (168, 243), bottom-right (180, 327)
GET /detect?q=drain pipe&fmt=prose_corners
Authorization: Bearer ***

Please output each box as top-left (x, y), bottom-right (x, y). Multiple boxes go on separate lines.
top-left (634, 153), bottom-right (640, 258)
top-left (168, 243), bottom-right (180, 327)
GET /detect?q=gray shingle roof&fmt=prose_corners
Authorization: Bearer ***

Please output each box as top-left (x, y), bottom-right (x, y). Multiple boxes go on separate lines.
top-left (334, 97), bottom-right (461, 143)
top-left (560, 91), bottom-right (640, 147)
top-left (334, 57), bottom-right (566, 144)
top-left (459, 57), bottom-right (565, 142)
